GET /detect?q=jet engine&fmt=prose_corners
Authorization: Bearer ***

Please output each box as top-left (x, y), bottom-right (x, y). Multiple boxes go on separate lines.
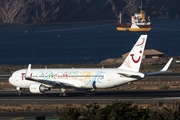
top-left (29, 83), bottom-right (51, 94)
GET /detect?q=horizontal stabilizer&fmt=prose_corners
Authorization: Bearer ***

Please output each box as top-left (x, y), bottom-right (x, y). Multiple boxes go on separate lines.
top-left (119, 73), bottom-right (145, 79)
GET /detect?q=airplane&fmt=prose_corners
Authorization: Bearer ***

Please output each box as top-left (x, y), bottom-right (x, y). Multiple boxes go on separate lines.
top-left (8, 35), bottom-right (173, 96)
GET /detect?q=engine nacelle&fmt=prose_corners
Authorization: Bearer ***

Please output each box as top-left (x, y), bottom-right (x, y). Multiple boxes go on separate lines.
top-left (29, 83), bottom-right (51, 94)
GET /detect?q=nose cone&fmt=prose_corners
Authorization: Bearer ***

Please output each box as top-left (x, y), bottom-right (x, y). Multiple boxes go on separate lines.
top-left (9, 76), bottom-right (16, 86)
top-left (9, 76), bottom-right (15, 86)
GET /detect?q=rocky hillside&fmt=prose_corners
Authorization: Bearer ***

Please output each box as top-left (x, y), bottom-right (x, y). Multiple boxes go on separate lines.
top-left (0, 0), bottom-right (179, 25)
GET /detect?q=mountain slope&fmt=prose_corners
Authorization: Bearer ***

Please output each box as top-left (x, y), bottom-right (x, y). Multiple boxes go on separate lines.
top-left (0, 0), bottom-right (179, 25)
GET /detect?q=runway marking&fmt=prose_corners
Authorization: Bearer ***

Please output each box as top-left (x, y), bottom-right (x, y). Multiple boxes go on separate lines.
top-left (12, 117), bottom-right (25, 120)
top-left (154, 97), bottom-right (180, 100)
top-left (0, 98), bottom-right (173, 101)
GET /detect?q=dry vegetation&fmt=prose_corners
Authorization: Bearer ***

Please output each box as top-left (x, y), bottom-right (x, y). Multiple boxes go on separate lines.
top-left (0, 100), bottom-right (177, 114)
top-left (0, 104), bottom-right (80, 112)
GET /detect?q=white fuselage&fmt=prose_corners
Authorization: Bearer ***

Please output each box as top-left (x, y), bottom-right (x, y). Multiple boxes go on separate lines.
top-left (8, 35), bottom-right (173, 95)
top-left (9, 68), bottom-right (143, 89)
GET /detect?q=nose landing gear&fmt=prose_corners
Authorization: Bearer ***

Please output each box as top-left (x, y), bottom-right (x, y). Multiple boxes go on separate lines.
top-left (16, 87), bottom-right (22, 96)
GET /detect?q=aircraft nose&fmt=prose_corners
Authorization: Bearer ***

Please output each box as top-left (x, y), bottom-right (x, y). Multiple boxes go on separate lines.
top-left (9, 76), bottom-right (14, 85)
top-left (9, 76), bottom-right (12, 82)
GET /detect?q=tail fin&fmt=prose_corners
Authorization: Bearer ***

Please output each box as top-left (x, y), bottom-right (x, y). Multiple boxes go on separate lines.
top-left (118, 35), bottom-right (147, 72)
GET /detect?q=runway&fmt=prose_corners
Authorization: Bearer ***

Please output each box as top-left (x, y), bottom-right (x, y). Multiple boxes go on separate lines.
top-left (1, 90), bottom-right (180, 119)
top-left (1, 90), bottom-right (180, 101)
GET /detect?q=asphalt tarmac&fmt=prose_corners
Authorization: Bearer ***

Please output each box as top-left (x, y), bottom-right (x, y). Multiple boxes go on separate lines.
top-left (1, 90), bottom-right (180, 101)
top-left (1, 90), bottom-right (180, 119)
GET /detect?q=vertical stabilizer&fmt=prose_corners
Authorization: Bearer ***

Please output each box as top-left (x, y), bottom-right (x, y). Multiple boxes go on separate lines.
top-left (118, 35), bottom-right (147, 72)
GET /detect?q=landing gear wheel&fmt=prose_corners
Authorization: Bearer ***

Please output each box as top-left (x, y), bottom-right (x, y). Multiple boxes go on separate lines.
top-left (85, 89), bottom-right (95, 96)
top-left (18, 91), bottom-right (22, 96)
top-left (16, 87), bottom-right (22, 96)
top-left (60, 88), bottom-right (68, 97)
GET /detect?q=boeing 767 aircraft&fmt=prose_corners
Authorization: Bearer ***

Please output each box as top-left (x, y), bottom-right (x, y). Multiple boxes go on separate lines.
top-left (9, 35), bottom-right (173, 96)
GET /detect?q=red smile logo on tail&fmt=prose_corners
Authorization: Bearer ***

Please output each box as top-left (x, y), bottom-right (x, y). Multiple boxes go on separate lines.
top-left (130, 50), bottom-right (142, 63)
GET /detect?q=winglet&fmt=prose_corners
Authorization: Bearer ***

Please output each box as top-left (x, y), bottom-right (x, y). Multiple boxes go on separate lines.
top-left (160, 58), bottom-right (173, 72)
top-left (25, 64), bottom-right (32, 78)
top-left (145, 58), bottom-right (173, 76)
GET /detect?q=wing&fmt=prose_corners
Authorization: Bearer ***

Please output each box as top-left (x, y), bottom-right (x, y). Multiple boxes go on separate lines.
top-left (25, 64), bottom-right (83, 88)
top-left (144, 58), bottom-right (173, 76)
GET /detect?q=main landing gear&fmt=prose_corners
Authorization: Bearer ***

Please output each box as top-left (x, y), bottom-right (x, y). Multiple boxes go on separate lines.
top-left (85, 89), bottom-right (95, 95)
top-left (60, 88), bottom-right (68, 96)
